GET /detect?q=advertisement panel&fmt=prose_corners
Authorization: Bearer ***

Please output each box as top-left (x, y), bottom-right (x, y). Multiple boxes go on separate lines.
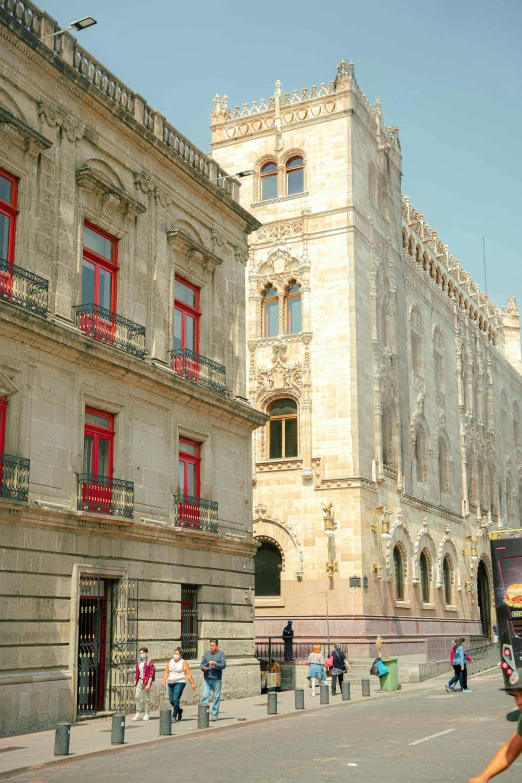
top-left (490, 534), bottom-right (522, 677)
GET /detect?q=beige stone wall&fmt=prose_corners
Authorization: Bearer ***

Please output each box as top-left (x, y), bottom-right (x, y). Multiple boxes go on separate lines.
top-left (0, 4), bottom-right (265, 734)
top-left (210, 61), bottom-right (522, 654)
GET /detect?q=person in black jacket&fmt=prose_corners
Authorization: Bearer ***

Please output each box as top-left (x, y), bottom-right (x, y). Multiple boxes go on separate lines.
top-left (329, 644), bottom-right (352, 695)
top-left (282, 620), bottom-right (294, 661)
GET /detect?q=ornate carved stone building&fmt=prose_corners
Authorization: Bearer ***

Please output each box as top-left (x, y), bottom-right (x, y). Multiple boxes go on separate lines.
top-left (0, 2), bottom-right (265, 734)
top-left (210, 61), bottom-right (522, 661)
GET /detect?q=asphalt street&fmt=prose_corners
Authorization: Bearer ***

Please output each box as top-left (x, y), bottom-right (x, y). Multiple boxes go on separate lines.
top-left (12, 673), bottom-right (522, 783)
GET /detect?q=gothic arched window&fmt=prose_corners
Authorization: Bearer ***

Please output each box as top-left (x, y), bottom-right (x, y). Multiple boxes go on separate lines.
top-left (443, 555), bottom-right (452, 605)
top-left (263, 285), bottom-right (279, 338)
top-left (268, 399), bottom-right (298, 459)
top-left (420, 550), bottom-right (430, 603)
top-left (286, 156), bottom-right (304, 195)
top-left (255, 541), bottom-right (282, 596)
top-left (393, 545), bottom-right (404, 600)
top-left (261, 162), bottom-right (278, 201)
top-left (285, 282), bottom-right (302, 334)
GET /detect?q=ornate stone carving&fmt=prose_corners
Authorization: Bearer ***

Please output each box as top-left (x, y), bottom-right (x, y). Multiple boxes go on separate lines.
top-left (253, 505), bottom-right (304, 580)
top-left (77, 164), bottom-right (147, 225)
top-left (38, 101), bottom-right (83, 141)
top-left (256, 339), bottom-right (303, 404)
top-left (0, 107), bottom-right (52, 158)
top-left (167, 229), bottom-right (222, 276)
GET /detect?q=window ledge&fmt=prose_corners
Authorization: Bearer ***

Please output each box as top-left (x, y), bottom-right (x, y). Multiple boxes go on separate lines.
top-left (444, 604), bottom-right (458, 612)
top-left (255, 596), bottom-right (285, 607)
top-left (421, 602), bottom-right (436, 610)
top-left (394, 600), bottom-right (411, 609)
top-left (257, 459), bottom-right (303, 472)
top-left (252, 191), bottom-right (308, 208)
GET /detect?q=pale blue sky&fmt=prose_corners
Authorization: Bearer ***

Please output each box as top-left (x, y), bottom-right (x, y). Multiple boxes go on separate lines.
top-left (43, 0), bottom-right (521, 307)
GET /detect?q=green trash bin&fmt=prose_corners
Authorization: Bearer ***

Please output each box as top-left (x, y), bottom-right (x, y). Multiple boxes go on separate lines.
top-left (380, 657), bottom-right (399, 691)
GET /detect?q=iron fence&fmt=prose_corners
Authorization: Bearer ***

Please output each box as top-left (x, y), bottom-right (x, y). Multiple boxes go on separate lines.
top-left (0, 453), bottom-right (30, 502)
top-left (0, 259), bottom-right (48, 317)
top-left (170, 348), bottom-right (227, 396)
top-left (173, 494), bottom-right (218, 533)
top-left (75, 303), bottom-right (146, 359)
top-left (77, 473), bottom-right (134, 519)
top-left (255, 638), bottom-right (349, 664)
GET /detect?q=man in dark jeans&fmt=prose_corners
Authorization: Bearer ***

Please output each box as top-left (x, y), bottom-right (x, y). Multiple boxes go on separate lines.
top-left (282, 620), bottom-right (294, 661)
top-left (330, 644), bottom-right (351, 695)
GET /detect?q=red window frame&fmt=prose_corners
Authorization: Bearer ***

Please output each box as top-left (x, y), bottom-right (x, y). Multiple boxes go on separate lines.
top-left (178, 438), bottom-right (201, 499)
top-left (174, 276), bottom-right (200, 352)
top-left (82, 408), bottom-right (114, 515)
top-left (0, 169), bottom-right (19, 297)
top-left (82, 222), bottom-right (118, 311)
top-left (0, 396), bottom-right (7, 454)
top-left (84, 408), bottom-right (114, 477)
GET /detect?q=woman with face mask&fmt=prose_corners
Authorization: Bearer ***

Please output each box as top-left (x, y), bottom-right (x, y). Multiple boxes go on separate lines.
top-left (162, 647), bottom-right (196, 721)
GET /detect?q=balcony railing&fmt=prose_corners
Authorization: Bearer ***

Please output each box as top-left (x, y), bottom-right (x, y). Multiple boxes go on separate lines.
top-left (0, 259), bottom-right (48, 317)
top-left (77, 474), bottom-right (134, 519)
top-left (0, 453), bottom-right (30, 502)
top-left (173, 494), bottom-right (218, 533)
top-left (170, 348), bottom-right (226, 396)
top-left (75, 304), bottom-right (146, 359)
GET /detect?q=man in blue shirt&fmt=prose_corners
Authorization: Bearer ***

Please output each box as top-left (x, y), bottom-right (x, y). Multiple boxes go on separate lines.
top-left (200, 639), bottom-right (227, 721)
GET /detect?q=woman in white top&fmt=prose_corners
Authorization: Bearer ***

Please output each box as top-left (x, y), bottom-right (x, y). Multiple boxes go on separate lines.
top-left (162, 647), bottom-right (196, 721)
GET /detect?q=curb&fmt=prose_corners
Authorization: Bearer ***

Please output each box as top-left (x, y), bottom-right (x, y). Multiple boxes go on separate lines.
top-left (0, 667), bottom-right (501, 780)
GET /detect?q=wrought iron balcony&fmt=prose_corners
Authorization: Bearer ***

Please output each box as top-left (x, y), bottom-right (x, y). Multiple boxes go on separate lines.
top-left (170, 348), bottom-right (226, 396)
top-left (75, 304), bottom-right (146, 359)
top-left (0, 259), bottom-right (48, 317)
top-left (0, 453), bottom-right (30, 502)
top-left (77, 473), bottom-right (134, 519)
top-left (173, 493), bottom-right (218, 533)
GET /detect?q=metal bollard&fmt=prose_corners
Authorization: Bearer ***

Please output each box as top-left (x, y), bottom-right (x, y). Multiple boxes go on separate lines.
top-left (54, 722), bottom-right (70, 756)
top-left (159, 707), bottom-right (172, 736)
top-left (320, 684), bottom-right (329, 704)
top-left (267, 691), bottom-right (277, 714)
top-left (198, 703), bottom-right (209, 729)
top-left (295, 688), bottom-right (305, 710)
top-left (341, 681), bottom-right (351, 701)
top-left (362, 678), bottom-right (371, 697)
top-left (111, 713), bottom-right (125, 744)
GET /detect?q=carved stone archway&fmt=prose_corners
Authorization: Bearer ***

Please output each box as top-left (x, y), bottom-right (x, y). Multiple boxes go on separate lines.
top-left (253, 503), bottom-right (304, 580)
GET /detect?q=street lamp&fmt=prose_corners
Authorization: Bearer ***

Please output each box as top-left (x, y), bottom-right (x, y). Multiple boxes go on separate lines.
top-left (211, 170), bottom-right (255, 183)
top-left (40, 17), bottom-right (97, 41)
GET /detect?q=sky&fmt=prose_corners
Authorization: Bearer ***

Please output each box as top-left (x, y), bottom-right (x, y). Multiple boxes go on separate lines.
top-left (42, 0), bottom-right (522, 308)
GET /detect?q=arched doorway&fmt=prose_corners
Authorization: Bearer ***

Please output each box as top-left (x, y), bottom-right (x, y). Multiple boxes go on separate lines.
top-left (255, 540), bottom-right (282, 596)
top-left (477, 560), bottom-right (491, 639)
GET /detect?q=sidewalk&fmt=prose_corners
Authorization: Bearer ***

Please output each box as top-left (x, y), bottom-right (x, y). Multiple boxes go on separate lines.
top-left (0, 668), bottom-right (499, 779)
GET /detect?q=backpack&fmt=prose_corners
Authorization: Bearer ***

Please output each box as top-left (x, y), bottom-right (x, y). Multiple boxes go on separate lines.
top-left (370, 657), bottom-right (380, 676)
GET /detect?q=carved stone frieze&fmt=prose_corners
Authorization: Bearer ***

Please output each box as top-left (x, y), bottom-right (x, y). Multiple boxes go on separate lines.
top-left (77, 164), bottom-right (147, 226)
top-left (0, 106), bottom-right (52, 159)
top-left (167, 229), bottom-right (222, 275)
top-left (38, 101), bottom-right (83, 141)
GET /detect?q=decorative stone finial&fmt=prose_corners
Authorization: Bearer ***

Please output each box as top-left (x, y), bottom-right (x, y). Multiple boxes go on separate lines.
top-left (335, 59), bottom-right (354, 90)
top-left (274, 80), bottom-right (282, 99)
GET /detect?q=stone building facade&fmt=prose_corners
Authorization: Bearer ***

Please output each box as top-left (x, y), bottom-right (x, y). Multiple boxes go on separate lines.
top-left (0, 2), bottom-right (265, 734)
top-left (210, 61), bottom-right (522, 660)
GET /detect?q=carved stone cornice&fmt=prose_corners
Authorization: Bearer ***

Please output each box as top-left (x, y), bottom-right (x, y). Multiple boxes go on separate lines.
top-left (167, 229), bottom-right (223, 274)
top-left (76, 164), bottom-right (147, 223)
top-left (38, 101), bottom-right (84, 142)
top-left (0, 106), bottom-right (52, 159)
top-left (133, 171), bottom-right (172, 208)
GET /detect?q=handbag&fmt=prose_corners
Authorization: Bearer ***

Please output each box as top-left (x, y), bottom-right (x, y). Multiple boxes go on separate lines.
top-left (326, 654), bottom-right (334, 669)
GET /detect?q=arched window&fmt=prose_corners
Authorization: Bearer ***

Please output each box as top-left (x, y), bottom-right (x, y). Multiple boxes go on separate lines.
top-left (420, 550), bottom-right (430, 603)
top-left (261, 162), bottom-right (278, 201)
top-left (268, 399), bottom-right (298, 459)
top-left (438, 435), bottom-right (450, 493)
top-left (263, 285), bottom-right (279, 338)
top-left (285, 282), bottom-right (301, 334)
top-left (414, 423), bottom-right (428, 484)
top-left (393, 545), bottom-right (404, 600)
top-left (286, 156), bottom-right (304, 195)
top-left (255, 541), bottom-right (282, 596)
top-left (443, 556), bottom-right (452, 605)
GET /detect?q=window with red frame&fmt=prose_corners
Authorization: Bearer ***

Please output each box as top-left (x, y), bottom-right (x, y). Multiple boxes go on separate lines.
top-left (83, 408), bottom-right (114, 478)
top-left (0, 396), bottom-right (7, 455)
top-left (178, 439), bottom-right (200, 499)
top-left (82, 223), bottom-right (118, 312)
top-left (174, 277), bottom-right (200, 353)
top-left (0, 169), bottom-right (19, 296)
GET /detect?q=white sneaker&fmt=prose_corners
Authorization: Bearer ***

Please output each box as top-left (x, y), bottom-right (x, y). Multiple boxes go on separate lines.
top-left (143, 713), bottom-right (150, 721)
top-left (132, 713), bottom-right (142, 721)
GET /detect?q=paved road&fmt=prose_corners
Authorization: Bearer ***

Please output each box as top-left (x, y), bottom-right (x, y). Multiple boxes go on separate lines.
top-left (14, 673), bottom-right (522, 783)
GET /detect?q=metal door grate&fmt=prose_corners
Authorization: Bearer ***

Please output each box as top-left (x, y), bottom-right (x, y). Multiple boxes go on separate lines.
top-left (181, 586), bottom-right (198, 659)
top-left (109, 578), bottom-right (138, 713)
top-left (77, 575), bottom-right (106, 716)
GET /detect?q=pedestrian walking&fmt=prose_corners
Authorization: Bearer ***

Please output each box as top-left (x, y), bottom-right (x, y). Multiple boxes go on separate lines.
top-left (200, 638), bottom-right (226, 721)
top-left (282, 620), bottom-right (294, 661)
top-left (449, 636), bottom-right (474, 692)
top-left (329, 643), bottom-right (352, 696)
top-left (468, 668), bottom-right (522, 782)
top-left (306, 644), bottom-right (326, 697)
top-left (445, 638), bottom-right (467, 693)
top-left (161, 647), bottom-right (196, 722)
top-left (133, 646), bottom-right (155, 721)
